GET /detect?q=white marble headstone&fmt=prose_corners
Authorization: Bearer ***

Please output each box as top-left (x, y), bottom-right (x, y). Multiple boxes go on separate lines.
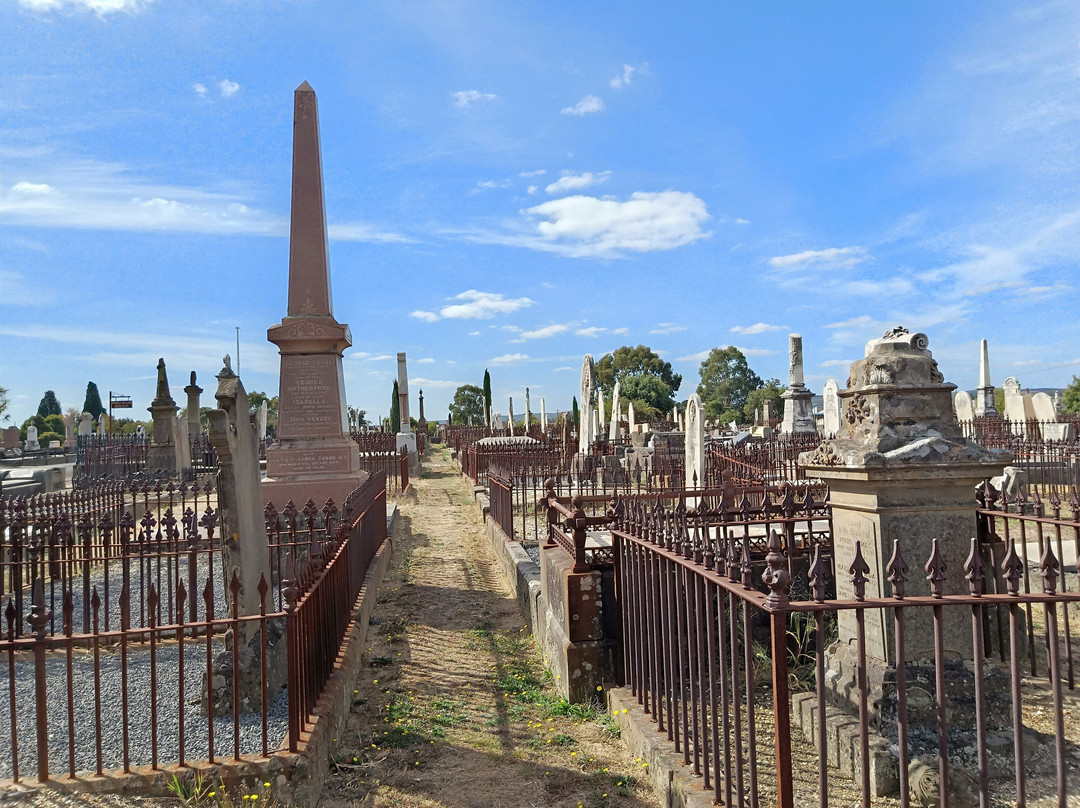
top-left (822, 379), bottom-right (841, 435)
top-left (953, 390), bottom-right (974, 423)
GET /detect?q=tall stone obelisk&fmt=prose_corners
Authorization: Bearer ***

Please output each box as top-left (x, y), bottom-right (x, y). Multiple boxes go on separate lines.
top-left (974, 338), bottom-right (997, 416)
top-left (263, 82), bottom-right (365, 508)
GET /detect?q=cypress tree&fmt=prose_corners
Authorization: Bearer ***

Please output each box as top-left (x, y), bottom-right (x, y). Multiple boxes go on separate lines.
top-left (482, 369), bottom-right (492, 428)
top-left (37, 390), bottom-right (62, 417)
top-left (82, 382), bottom-right (105, 420)
top-left (571, 396), bottom-right (579, 426)
top-left (390, 381), bottom-right (400, 435)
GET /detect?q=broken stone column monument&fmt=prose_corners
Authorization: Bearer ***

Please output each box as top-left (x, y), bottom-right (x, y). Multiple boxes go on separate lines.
top-left (263, 82), bottom-right (366, 507)
top-left (578, 355), bottom-right (596, 454)
top-left (801, 327), bottom-right (1011, 794)
top-left (148, 358), bottom-right (179, 472)
top-left (204, 358), bottom-right (285, 714)
top-left (780, 333), bottom-right (816, 434)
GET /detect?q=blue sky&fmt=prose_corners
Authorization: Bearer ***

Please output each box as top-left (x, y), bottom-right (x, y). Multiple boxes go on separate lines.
top-left (2, 0), bottom-right (1078, 426)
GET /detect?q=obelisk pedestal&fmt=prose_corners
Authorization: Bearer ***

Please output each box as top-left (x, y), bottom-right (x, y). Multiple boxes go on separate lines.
top-left (395, 352), bottom-right (418, 471)
top-left (780, 333), bottom-right (816, 435)
top-left (148, 358), bottom-right (180, 472)
top-left (263, 82), bottom-right (365, 509)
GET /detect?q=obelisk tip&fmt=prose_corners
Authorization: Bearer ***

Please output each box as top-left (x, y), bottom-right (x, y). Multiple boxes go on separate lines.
top-left (296, 80), bottom-right (314, 93)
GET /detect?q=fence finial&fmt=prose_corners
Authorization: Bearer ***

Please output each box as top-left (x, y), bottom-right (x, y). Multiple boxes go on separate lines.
top-left (885, 538), bottom-right (907, 599)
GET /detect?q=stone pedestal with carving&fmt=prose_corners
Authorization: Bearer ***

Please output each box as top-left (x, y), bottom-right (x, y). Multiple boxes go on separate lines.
top-left (800, 328), bottom-right (1011, 795)
top-left (263, 82), bottom-right (365, 509)
top-left (148, 358), bottom-right (180, 473)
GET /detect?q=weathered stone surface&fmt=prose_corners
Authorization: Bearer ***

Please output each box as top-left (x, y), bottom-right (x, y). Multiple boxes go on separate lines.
top-left (147, 358), bottom-right (179, 472)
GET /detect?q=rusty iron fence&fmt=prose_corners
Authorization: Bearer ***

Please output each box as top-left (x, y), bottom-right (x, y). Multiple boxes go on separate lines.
top-left (961, 416), bottom-right (1080, 496)
top-left (1, 471), bottom-right (387, 784)
top-left (705, 432), bottom-right (823, 485)
top-left (352, 445), bottom-right (409, 494)
top-left (611, 493), bottom-right (1079, 807)
top-left (75, 435), bottom-right (150, 479)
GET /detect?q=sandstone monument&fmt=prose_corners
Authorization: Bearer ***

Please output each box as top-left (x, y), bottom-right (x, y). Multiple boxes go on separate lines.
top-left (263, 82), bottom-right (365, 507)
top-left (148, 358), bottom-right (179, 472)
top-left (780, 333), bottom-right (816, 434)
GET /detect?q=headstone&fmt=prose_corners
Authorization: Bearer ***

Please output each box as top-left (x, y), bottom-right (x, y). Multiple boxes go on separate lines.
top-left (175, 415), bottom-right (192, 471)
top-left (135, 424), bottom-right (146, 439)
top-left (781, 333), bottom-right (816, 434)
top-left (77, 413), bottom-right (93, 436)
top-left (97, 413), bottom-right (109, 435)
top-left (578, 355), bottom-right (595, 454)
top-left (258, 400), bottom-right (269, 441)
top-left (184, 371), bottom-right (204, 435)
top-left (684, 394), bottom-right (705, 497)
top-left (205, 359), bottom-right (283, 714)
top-left (2, 426), bottom-right (20, 450)
top-left (763, 399), bottom-right (773, 423)
top-left (1002, 377), bottom-right (1033, 436)
top-left (508, 397), bottom-right (516, 437)
top-left (524, 387), bottom-right (531, 433)
top-left (628, 401), bottom-right (636, 434)
top-left (801, 327), bottom-right (1009, 696)
top-left (263, 82), bottom-right (367, 507)
top-left (63, 413), bottom-right (76, 448)
top-left (147, 357), bottom-right (180, 472)
top-left (953, 390), bottom-right (974, 423)
top-left (25, 424), bottom-right (40, 452)
top-left (597, 391), bottom-right (606, 441)
top-left (822, 379), bottom-right (841, 435)
top-left (609, 381), bottom-right (621, 442)
top-left (1031, 391), bottom-right (1056, 422)
top-left (540, 397), bottom-right (547, 431)
top-left (974, 338), bottom-right (996, 416)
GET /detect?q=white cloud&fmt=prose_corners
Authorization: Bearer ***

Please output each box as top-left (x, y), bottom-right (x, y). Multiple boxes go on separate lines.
top-left (826, 315), bottom-right (876, 329)
top-left (471, 179), bottom-right (512, 195)
top-left (219, 80), bottom-right (240, 99)
top-left (611, 327), bottom-right (629, 335)
top-left (650, 323), bottom-right (686, 335)
top-left (736, 218), bottom-right (750, 225)
top-left (678, 350), bottom-right (712, 363)
top-left (452, 90), bottom-right (497, 108)
top-left (490, 353), bottom-right (529, 365)
top-left (679, 345), bottom-right (773, 362)
top-left (610, 65), bottom-right (636, 90)
top-left (545, 170), bottom-right (611, 196)
top-left (193, 83), bottom-right (209, 98)
top-left (576, 326), bottom-right (605, 338)
top-left (731, 322), bottom-right (787, 335)
top-left (416, 358), bottom-right (435, 364)
top-left (561, 95), bottom-right (604, 116)
top-left (512, 324), bottom-right (569, 342)
top-left (468, 331), bottom-right (481, 336)
top-left (0, 270), bottom-right (52, 307)
top-left (11, 182), bottom-right (55, 195)
top-left (740, 347), bottom-right (776, 357)
top-left (411, 290), bottom-right (534, 321)
top-left (515, 190), bottom-right (710, 258)
top-left (820, 359), bottom-right (853, 368)
top-left (327, 222), bottom-right (411, 243)
top-left (769, 246), bottom-right (868, 270)
top-left (527, 185), bottom-right (538, 195)
top-left (16, 0), bottom-right (150, 13)
top-left (519, 169), bottom-right (546, 178)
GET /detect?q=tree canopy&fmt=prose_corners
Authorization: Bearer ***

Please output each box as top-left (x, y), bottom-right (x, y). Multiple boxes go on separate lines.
top-left (1063, 376), bottom-right (1080, 414)
top-left (596, 345), bottom-right (681, 415)
top-left (482, 369), bottom-right (492, 427)
top-left (82, 382), bottom-right (105, 420)
top-left (0, 385), bottom-right (8, 424)
top-left (449, 384), bottom-right (486, 426)
top-left (697, 347), bottom-right (764, 423)
top-left (37, 390), bottom-right (62, 417)
top-left (247, 391), bottom-right (279, 416)
top-left (743, 379), bottom-right (785, 423)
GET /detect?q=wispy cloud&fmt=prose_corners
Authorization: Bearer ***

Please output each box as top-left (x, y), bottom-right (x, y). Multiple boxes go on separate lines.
top-left (769, 246), bottom-right (868, 270)
top-left (16, 0), bottom-right (151, 14)
top-left (411, 290), bottom-right (534, 321)
top-left (416, 358), bottom-right (435, 364)
top-left (0, 270), bottom-right (53, 307)
top-left (511, 324), bottom-right (570, 342)
top-left (471, 179), bottom-right (512, 195)
top-left (545, 171), bottom-right (611, 196)
top-left (731, 322), bottom-right (787, 335)
top-left (610, 65), bottom-right (635, 89)
top-left (561, 95), bottom-right (604, 116)
top-left (193, 83), bottom-right (209, 98)
top-left (519, 169), bottom-right (546, 178)
top-left (452, 90), bottom-right (497, 108)
top-left (650, 323), bottom-right (686, 335)
top-left (490, 353), bottom-right (529, 365)
top-left (820, 359), bottom-right (853, 368)
top-left (1, 163), bottom-right (406, 241)
top-left (408, 377), bottom-right (462, 388)
top-left (219, 79), bottom-right (240, 98)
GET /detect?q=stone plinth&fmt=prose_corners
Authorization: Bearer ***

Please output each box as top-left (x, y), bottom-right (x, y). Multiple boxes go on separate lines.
top-left (801, 328), bottom-right (1010, 727)
top-left (781, 334), bottom-right (817, 435)
top-left (262, 82), bottom-right (365, 509)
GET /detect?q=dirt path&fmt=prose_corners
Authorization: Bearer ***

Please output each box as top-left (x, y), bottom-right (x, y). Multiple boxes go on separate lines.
top-left (318, 446), bottom-right (659, 808)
